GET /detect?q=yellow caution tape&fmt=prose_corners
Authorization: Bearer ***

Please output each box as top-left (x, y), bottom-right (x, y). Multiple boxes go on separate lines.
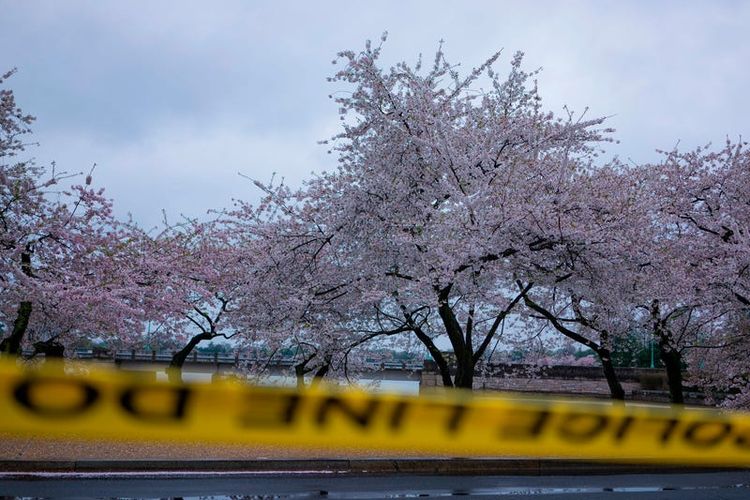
top-left (1, 358), bottom-right (749, 465)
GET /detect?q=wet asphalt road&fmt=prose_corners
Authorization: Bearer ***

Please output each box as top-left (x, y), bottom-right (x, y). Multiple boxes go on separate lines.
top-left (2, 471), bottom-right (750, 499)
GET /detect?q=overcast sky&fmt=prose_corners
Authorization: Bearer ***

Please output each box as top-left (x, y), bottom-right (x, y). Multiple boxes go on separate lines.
top-left (2, 1), bottom-right (748, 227)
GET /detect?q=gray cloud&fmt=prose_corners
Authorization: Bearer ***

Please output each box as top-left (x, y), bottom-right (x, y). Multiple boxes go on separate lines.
top-left (2, 0), bottom-right (748, 226)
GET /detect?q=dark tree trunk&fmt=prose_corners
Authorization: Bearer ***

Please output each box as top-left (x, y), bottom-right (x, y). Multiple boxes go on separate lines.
top-left (521, 294), bottom-right (625, 401)
top-left (32, 339), bottom-right (65, 358)
top-left (168, 332), bottom-right (212, 383)
top-left (307, 360), bottom-right (332, 388)
top-left (660, 348), bottom-right (684, 404)
top-left (1, 252), bottom-right (35, 356)
top-left (295, 362), bottom-right (308, 389)
top-left (412, 328), bottom-right (453, 388)
top-left (434, 285), bottom-right (470, 388)
top-left (651, 300), bottom-right (684, 404)
top-left (0, 300), bottom-right (32, 356)
top-left (454, 359), bottom-right (474, 389)
top-left (598, 349), bottom-right (625, 400)
top-left (453, 340), bottom-right (476, 390)
top-left (313, 362), bottom-right (330, 380)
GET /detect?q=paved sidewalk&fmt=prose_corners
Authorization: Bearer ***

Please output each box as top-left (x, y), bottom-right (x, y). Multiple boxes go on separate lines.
top-left (0, 434), bottom-right (375, 461)
top-left (0, 434), bottom-right (740, 476)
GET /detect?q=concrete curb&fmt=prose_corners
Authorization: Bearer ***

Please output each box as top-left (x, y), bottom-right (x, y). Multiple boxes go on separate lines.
top-left (0, 459), bottom-right (743, 476)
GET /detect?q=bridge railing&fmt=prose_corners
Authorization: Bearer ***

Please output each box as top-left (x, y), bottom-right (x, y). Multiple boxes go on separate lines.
top-left (67, 349), bottom-right (423, 371)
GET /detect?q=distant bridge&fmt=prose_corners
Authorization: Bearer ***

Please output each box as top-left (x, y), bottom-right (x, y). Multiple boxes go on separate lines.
top-left (41, 349), bottom-right (690, 403)
top-left (68, 349), bottom-right (424, 380)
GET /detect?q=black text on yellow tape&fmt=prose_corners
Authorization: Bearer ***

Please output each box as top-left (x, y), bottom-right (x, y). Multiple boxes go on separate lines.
top-left (1, 359), bottom-right (750, 465)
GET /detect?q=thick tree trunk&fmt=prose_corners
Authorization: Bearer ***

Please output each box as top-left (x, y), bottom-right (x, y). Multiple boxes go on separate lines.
top-left (168, 332), bottom-right (212, 383)
top-left (651, 300), bottom-right (684, 404)
top-left (0, 301), bottom-right (32, 355)
top-left (295, 363), bottom-right (307, 389)
top-left (453, 340), bottom-right (476, 390)
top-left (1, 252), bottom-right (36, 356)
top-left (598, 349), bottom-right (625, 400)
top-left (454, 359), bottom-right (474, 389)
top-left (660, 348), bottom-right (684, 404)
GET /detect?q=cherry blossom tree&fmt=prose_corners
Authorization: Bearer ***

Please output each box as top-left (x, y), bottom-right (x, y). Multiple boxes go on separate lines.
top-left (236, 36), bottom-right (616, 390)
top-left (140, 217), bottom-right (257, 382)
top-left (507, 163), bottom-right (650, 400)
top-left (0, 70), bottom-right (158, 357)
top-left (225, 181), bottom-right (406, 386)
top-left (650, 141), bottom-right (750, 405)
top-left (657, 141), bottom-right (750, 313)
top-left (513, 156), bottom-right (737, 403)
top-left (0, 69), bottom-right (39, 354)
